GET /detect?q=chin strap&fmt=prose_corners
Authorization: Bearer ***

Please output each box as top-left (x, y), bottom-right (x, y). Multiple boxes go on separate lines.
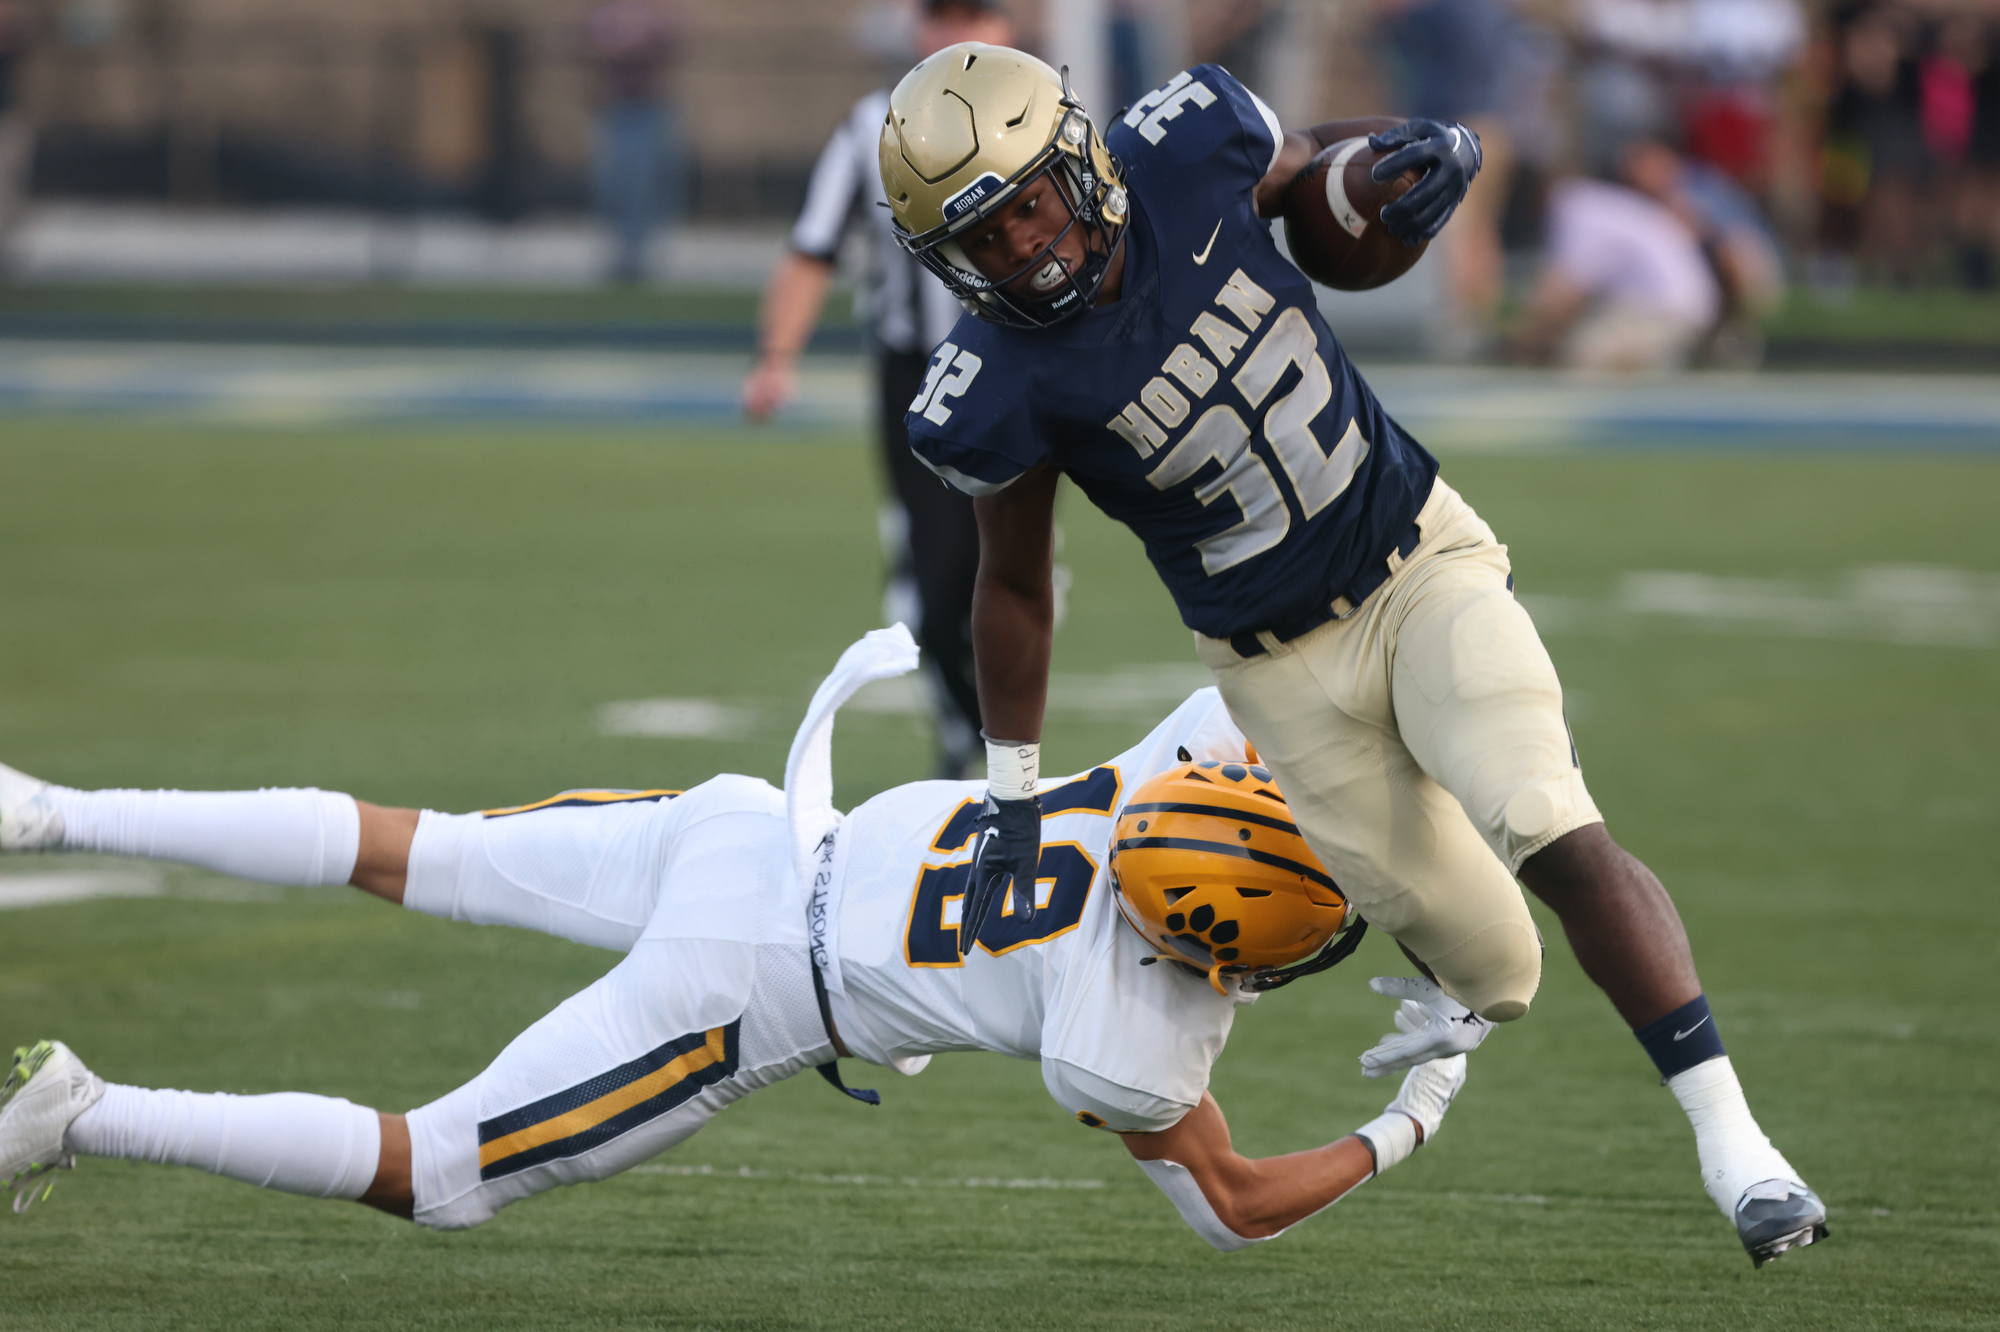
top-left (1134, 917), bottom-right (1370, 998)
top-left (1244, 916), bottom-right (1371, 993)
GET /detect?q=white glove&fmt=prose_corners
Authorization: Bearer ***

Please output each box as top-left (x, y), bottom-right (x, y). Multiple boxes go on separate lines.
top-left (1358, 976), bottom-right (1492, 1079)
top-left (1386, 1052), bottom-right (1467, 1144)
top-left (1352, 1053), bottom-right (1469, 1174)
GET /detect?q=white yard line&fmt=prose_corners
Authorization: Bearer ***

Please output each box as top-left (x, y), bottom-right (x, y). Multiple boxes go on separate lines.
top-left (630, 1163), bottom-right (1106, 1190)
top-left (1524, 564), bottom-right (2000, 649)
top-left (0, 869), bottom-right (163, 910)
top-left (849, 664), bottom-right (1215, 718)
top-left (604, 664), bottom-right (1219, 740)
top-left (608, 567), bottom-right (2000, 750)
top-left (622, 1169), bottom-right (1960, 1224)
top-left (1363, 365), bottom-right (2000, 448)
top-left (597, 698), bottom-right (760, 739)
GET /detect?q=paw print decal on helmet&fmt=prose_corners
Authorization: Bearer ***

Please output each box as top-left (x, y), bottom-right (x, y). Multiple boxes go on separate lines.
top-left (1112, 757), bottom-right (1365, 995)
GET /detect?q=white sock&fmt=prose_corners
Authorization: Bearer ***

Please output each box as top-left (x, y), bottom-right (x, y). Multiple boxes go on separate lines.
top-left (1667, 1056), bottom-right (1801, 1216)
top-left (50, 787), bottom-right (360, 887)
top-left (66, 1084), bottom-right (381, 1200)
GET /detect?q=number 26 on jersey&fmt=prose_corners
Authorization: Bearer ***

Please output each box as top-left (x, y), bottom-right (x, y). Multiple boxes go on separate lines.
top-left (903, 767), bottom-right (1119, 966)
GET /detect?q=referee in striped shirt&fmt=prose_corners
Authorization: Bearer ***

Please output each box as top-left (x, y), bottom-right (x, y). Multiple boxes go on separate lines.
top-left (743, 0), bottom-right (1015, 779)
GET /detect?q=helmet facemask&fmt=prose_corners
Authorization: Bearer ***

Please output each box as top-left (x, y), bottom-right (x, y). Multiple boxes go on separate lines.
top-left (896, 91), bottom-right (1128, 330)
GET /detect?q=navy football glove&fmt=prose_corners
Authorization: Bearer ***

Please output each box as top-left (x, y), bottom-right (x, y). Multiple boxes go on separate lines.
top-left (961, 794), bottom-right (1040, 956)
top-left (1368, 119), bottom-right (1483, 245)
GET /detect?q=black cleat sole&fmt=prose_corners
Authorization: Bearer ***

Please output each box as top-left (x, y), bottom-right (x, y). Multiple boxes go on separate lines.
top-left (1747, 1220), bottom-right (1829, 1268)
top-left (1737, 1183), bottom-right (1830, 1268)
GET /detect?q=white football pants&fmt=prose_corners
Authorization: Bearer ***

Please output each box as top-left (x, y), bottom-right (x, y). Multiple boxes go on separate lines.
top-left (399, 776), bottom-right (834, 1230)
top-left (1197, 478), bottom-right (1602, 1021)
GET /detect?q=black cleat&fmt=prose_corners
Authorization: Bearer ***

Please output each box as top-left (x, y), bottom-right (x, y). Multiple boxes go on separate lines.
top-left (1736, 1179), bottom-right (1829, 1268)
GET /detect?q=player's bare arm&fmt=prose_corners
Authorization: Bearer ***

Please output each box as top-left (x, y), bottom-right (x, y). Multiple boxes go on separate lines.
top-left (742, 252), bottom-right (836, 420)
top-left (968, 461), bottom-right (1059, 743)
top-left (1257, 117), bottom-right (1484, 246)
top-left (1119, 1048), bottom-right (1464, 1251)
top-left (1253, 118), bottom-right (1402, 218)
top-left (958, 461), bottom-right (1060, 939)
top-left (1122, 1092), bottom-right (1381, 1239)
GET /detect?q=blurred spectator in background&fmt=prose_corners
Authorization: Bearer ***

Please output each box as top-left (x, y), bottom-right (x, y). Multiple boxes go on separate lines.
top-left (1109, 0), bottom-right (1157, 113)
top-left (1966, 18), bottom-right (2000, 290)
top-left (1373, 0), bottom-right (1516, 326)
top-left (741, 0), bottom-right (1014, 780)
top-left (0, 0), bottom-right (31, 243)
top-left (1926, 12), bottom-right (1998, 288)
top-left (1576, 0), bottom-right (1807, 199)
top-left (587, 0), bottom-right (684, 284)
top-left (1817, 4), bottom-right (1930, 290)
top-left (1506, 164), bottom-right (1720, 373)
top-left (1622, 135), bottom-right (1785, 364)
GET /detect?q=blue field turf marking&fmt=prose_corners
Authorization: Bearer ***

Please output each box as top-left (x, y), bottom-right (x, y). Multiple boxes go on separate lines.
top-left (5, 345), bottom-right (2000, 446)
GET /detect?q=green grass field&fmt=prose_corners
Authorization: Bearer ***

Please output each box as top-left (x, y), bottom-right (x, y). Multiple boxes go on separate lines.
top-left (2, 420), bottom-right (1996, 1330)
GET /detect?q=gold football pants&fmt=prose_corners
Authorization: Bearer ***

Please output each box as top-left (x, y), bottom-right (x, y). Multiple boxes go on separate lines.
top-left (1196, 479), bottom-right (1601, 1021)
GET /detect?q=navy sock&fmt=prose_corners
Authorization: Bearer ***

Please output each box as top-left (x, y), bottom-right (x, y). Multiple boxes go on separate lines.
top-left (1633, 994), bottom-right (1726, 1081)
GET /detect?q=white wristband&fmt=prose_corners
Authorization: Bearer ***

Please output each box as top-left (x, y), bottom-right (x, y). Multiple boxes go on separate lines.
top-left (984, 737), bottom-right (1041, 801)
top-left (1354, 1111), bottom-right (1419, 1175)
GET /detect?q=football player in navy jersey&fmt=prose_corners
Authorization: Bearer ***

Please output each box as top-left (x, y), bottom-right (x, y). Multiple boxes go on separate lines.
top-left (878, 46), bottom-right (1825, 1266)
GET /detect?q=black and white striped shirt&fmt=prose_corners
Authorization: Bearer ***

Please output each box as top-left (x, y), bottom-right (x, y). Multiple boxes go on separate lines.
top-left (789, 89), bottom-right (965, 357)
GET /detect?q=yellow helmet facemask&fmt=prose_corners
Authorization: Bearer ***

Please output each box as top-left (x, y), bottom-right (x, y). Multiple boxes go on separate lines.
top-left (880, 43), bottom-right (1129, 329)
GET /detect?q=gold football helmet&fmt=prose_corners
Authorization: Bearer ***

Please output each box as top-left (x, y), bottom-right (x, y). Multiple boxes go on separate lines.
top-left (1112, 760), bottom-right (1367, 995)
top-left (880, 42), bottom-right (1127, 327)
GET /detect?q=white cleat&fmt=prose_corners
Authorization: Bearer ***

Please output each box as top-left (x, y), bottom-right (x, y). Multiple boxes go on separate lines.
top-left (0, 1040), bottom-right (105, 1214)
top-left (0, 762), bottom-right (64, 853)
top-left (1387, 1051), bottom-right (1468, 1144)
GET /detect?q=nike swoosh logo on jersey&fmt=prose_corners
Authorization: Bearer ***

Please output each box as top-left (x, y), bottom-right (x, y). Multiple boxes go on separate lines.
top-left (1672, 1016), bottom-right (1711, 1041)
top-left (1192, 220), bottom-right (1222, 265)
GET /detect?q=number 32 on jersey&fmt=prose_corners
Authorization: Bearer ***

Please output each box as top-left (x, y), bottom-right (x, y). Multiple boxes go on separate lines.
top-left (1107, 269), bottom-right (1370, 577)
top-left (904, 766), bottom-right (1119, 967)
top-left (910, 342), bottom-right (983, 426)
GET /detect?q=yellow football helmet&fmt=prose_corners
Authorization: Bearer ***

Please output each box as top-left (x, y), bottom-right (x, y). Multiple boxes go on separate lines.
top-left (1111, 759), bottom-right (1368, 995)
top-left (880, 42), bottom-right (1127, 327)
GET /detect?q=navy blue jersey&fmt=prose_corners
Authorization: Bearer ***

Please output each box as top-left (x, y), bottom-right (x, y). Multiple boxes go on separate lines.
top-left (903, 65), bottom-right (1439, 640)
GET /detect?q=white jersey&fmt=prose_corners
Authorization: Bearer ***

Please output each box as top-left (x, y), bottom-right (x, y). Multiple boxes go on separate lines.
top-left (822, 687), bottom-right (1258, 1132)
top-left (406, 626), bottom-right (1263, 1146)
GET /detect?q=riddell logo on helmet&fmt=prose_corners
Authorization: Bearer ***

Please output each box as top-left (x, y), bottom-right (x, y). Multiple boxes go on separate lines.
top-left (943, 172), bottom-right (1008, 222)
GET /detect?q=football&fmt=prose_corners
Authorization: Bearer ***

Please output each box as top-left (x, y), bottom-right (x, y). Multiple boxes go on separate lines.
top-left (1281, 136), bottom-right (1429, 291)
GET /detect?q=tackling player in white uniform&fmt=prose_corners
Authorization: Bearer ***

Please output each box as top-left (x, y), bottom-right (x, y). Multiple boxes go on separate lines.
top-left (0, 630), bottom-right (1461, 1248)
